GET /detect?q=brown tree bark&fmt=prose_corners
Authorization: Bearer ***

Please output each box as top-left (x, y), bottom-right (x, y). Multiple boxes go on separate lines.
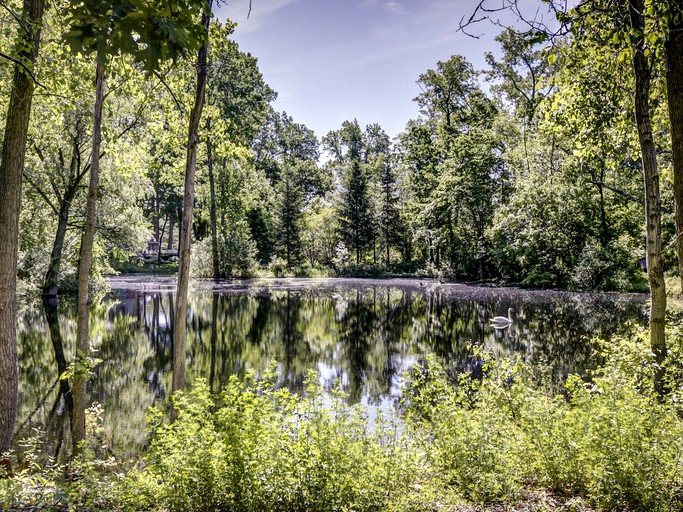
top-left (72, 57), bottom-right (105, 455)
top-left (667, 18), bottom-right (683, 293)
top-left (630, 0), bottom-right (667, 395)
top-left (167, 218), bottom-right (175, 250)
top-left (0, 0), bottom-right (46, 458)
top-left (172, 1), bottom-right (212, 422)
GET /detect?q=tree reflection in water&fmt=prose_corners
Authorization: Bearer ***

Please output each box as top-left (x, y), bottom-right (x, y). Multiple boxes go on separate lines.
top-left (16, 278), bottom-right (647, 457)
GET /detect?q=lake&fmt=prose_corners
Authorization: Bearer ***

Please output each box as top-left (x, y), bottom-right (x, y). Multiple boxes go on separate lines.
top-left (15, 277), bottom-right (648, 459)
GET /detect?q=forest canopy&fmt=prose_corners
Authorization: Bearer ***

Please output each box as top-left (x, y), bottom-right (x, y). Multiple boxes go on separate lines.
top-left (3, 10), bottom-right (670, 294)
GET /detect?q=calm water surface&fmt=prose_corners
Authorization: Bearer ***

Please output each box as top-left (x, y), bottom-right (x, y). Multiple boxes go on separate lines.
top-left (16, 277), bottom-right (648, 458)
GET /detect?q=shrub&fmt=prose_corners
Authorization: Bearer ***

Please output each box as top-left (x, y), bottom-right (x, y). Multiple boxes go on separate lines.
top-left (570, 238), bottom-right (646, 292)
top-left (121, 370), bottom-right (417, 511)
top-left (403, 342), bottom-right (683, 510)
top-left (191, 233), bottom-right (259, 278)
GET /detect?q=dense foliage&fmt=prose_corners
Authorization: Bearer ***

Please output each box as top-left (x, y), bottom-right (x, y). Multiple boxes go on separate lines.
top-left (3, 332), bottom-right (683, 510)
top-left (3, 3), bottom-right (673, 292)
top-left (3, 1), bottom-right (683, 510)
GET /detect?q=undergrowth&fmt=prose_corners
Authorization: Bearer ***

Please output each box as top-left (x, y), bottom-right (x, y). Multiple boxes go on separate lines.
top-left (3, 331), bottom-right (683, 511)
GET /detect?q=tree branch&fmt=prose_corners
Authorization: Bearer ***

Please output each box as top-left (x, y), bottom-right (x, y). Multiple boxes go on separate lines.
top-left (153, 70), bottom-right (184, 115)
top-left (589, 179), bottom-right (672, 214)
top-left (0, 3), bottom-right (29, 34)
top-left (23, 171), bottom-right (60, 216)
top-left (0, 50), bottom-right (47, 89)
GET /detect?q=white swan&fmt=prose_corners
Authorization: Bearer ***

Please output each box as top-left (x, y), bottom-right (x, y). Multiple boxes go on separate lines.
top-left (490, 308), bottom-right (515, 328)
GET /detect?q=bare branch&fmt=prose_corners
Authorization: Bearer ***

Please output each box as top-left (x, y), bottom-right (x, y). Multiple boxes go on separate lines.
top-left (153, 70), bottom-right (185, 115)
top-left (0, 50), bottom-right (47, 89)
top-left (23, 171), bottom-right (60, 216)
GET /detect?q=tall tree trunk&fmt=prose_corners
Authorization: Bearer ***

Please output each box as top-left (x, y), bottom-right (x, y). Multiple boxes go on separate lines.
top-left (385, 223), bottom-right (390, 268)
top-left (220, 157), bottom-right (227, 231)
top-left (667, 18), bottom-right (683, 293)
top-left (598, 162), bottom-right (608, 245)
top-left (157, 219), bottom-right (167, 265)
top-left (153, 203), bottom-right (160, 247)
top-left (43, 190), bottom-right (76, 298)
top-left (206, 125), bottom-right (219, 279)
top-left (630, 0), bottom-right (667, 395)
top-left (0, 0), bottom-right (45, 462)
top-left (172, 2), bottom-right (212, 422)
top-left (72, 58), bottom-right (105, 455)
top-left (177, 204), bottom-right (183, 252)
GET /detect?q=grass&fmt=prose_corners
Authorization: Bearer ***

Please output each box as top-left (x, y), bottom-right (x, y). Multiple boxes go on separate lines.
top-left (110, 260), bottom-right (178, 275)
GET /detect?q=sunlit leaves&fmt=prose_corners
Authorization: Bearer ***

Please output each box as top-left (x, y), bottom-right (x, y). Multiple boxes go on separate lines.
top-left (63, 0), bottom-right (209, 69)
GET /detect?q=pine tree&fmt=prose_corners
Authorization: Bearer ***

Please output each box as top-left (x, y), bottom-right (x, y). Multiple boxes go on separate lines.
top-left (339, 158), bottom-right (374, 264)
top-left (377, 156), bottom-right (403, 267)
top-left (276, 166), bottom-right (304, 269)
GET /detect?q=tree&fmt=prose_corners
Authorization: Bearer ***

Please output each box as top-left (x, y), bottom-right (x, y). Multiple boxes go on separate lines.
top-left (203, 24), bottom-right (276, 277)
top-left (275, 165), bottom-right (304, 269)
top-left (399, 56), bottom-right (504, 275)
top-left (63, 0), bottom-right (209, 450)
top-left (375, 155), bottom-right (403, 267)
top-left (558, 0), bottom-right (668, 392)
top-left (485, 27), bottom-right (556, 171)
top-left (461, 0), bottom-right (671, 393)
top-left (339, 158), bottom-right (374, 265)
top-left (325, 120), bottom-right (375, 265)
top-left (254, 109), bottom-right (325, 196)
top-left (628, 0), bottom-right (667, 394)
top-left (172, 0), bottom-right (213, 421)
top-left (665, 6), bottom-right (683, 292)
top-left (414, 56), bottom-right (477, 137)
top-left (0, 0), bottom-right (46, 464)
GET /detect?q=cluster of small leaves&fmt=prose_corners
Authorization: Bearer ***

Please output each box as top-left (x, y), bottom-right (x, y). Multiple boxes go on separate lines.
top-left (62, 0), bottom-right (209, 70)
top-left (559, 0), bottom-right (683, 61)
top-left (60, 348), bottom-right (103, 381)
top-left (0, 403), bottom-right (122, 509)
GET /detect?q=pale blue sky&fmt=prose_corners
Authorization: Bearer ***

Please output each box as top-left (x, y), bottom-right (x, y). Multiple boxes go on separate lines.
top-left (217, 0), bottom-right (550, 139)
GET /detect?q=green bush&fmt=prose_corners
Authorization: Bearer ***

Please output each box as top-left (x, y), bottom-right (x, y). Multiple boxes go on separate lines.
top-left (570, 238), bottom-right (646, 292)
top-left (336, 263), bottom-right (386, 278)
top-left (191, 232), bottom-right (259, 278)
top-left (403, 342), bottom-right (683, 510)
top-left (120, 369), bottom-right (417, 511)
top-left (5, 336), bottom-right (683, 511)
